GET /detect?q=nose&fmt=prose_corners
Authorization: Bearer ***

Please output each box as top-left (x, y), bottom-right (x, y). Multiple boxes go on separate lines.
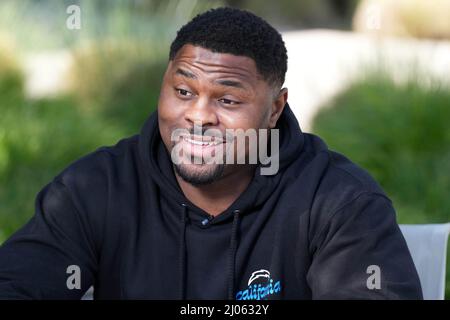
top-left (184, 96), bottom-right (219, 129)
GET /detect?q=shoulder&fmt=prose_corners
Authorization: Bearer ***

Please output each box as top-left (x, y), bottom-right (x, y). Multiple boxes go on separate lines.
top-left (41, 134), bottom-right (140, 224)
top-left (302, 132), bottom-right (389, 200)
top-left (297, 133), bottom-right (395, 241)
top-left (55, 134), bottom-right (139, 189)
top-left (39, 135), bottom-right (140, 248)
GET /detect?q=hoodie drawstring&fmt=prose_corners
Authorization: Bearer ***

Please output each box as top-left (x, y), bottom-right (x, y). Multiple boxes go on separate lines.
top-left (178, 205), bottom-right (242, 300)
top-left (179, 203), bottom-right (188, 299)
top-left (228, 209), bottom-right (241, 300)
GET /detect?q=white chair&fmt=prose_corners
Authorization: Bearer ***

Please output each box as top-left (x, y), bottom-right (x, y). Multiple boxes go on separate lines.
top-left (399, 223), bottom-right (450, 300)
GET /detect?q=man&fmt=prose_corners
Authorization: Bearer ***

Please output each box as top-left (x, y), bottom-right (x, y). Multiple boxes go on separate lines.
top-left (0, 7), bottom-right (422, 299)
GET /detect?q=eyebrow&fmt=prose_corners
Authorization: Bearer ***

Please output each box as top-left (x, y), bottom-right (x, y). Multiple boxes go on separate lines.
top-left (175, 68), bottom-right (197, 79)
top-left (175, 67), bottom-right (247, 90)
top-left (215, 79), bottom-right (246, 90)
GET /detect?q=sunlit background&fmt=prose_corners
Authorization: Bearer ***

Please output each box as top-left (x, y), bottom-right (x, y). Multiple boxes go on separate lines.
top-left (0, 0), bottom-right (449, 298)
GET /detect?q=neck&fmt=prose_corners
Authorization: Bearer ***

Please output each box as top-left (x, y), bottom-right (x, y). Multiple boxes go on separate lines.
top-left (175, 164), bottom-right (256, 216)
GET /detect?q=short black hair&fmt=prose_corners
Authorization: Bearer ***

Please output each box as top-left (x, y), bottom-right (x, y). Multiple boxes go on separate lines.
top-left (169, 7), bottom-right (288, 87)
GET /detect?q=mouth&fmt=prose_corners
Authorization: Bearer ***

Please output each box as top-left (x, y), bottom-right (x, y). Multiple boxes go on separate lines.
top-left (183, 137), bottom-right (224, 147)
top-left (183, 135), bottom-right (224, 147)
top-left (177, 134), bottom-right (227, 162)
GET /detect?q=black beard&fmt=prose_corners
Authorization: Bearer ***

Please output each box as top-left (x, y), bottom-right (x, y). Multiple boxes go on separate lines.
top-left (173, 162), bottom-right (225, 186)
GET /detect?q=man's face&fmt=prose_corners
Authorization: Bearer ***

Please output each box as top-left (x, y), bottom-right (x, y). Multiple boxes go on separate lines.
top-left (158, 44), bottom-right (282, 185)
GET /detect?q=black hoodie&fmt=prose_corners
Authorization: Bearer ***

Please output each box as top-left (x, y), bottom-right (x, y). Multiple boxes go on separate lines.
top-left (0, 104), bottom-right (422, 299)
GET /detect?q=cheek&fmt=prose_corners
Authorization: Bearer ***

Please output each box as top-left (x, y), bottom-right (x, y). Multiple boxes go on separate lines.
top-left (157, 119), bottom-right (173, 152)
top-left (158, 88), bottom-right (176, 120)
top-left (220, 107), bottom-right (267, 131)
top-left (219, 111), bottom-right (267, 156)
top-left (158, 93), bottom-right (183, 150)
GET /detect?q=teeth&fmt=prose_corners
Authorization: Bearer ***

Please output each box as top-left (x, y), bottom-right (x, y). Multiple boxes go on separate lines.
top-left (184, 137), bottom-right (221, 146)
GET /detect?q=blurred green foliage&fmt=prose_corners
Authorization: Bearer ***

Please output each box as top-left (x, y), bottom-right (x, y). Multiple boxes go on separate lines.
top-left (0, 45), bottom-right (165, 242)
top-left (0, 0), bottom-right (223, 51)
top-left (313, 73), bottom-right (450, 224)
top-left (0, 39), bottom-right (24, 104)
top-left (312, 72), bottom-right (450, 298)
top-left (70, 42), bottom-right (166, 134)
top-left (225, 0), bottom-right (359, 30)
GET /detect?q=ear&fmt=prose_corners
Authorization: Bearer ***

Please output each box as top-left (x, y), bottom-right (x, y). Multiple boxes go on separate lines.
top-left (268, 87), bottom-right (288, 128)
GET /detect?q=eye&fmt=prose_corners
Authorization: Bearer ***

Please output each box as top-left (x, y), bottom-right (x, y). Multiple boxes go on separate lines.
top-left (175, 88), bottom-right (193, 97)
top-left (219, 98), bottom-right (240, 105)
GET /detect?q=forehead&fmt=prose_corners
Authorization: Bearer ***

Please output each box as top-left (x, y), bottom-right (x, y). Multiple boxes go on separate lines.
top-left (169, 44), bottom-right (261, 82)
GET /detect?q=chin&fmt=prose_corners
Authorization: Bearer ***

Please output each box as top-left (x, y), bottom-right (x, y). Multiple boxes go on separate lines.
top-left (173, 162), bottom-right (225, 186)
